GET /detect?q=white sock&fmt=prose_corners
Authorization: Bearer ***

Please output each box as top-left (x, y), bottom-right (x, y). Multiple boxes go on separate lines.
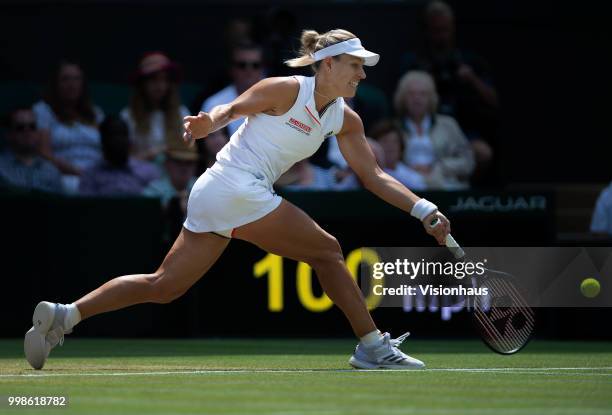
top-left (63, 303), bottom-right (82, 330)
top-left (360, 330), bottom-right (383, 347)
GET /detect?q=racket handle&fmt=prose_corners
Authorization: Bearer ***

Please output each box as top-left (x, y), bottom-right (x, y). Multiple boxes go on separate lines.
top-left (430, 217), bottom-right (466, 259)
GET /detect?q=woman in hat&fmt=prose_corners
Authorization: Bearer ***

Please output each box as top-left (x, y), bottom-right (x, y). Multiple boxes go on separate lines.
top-left (120, 52), bottom-right (191, 163)
top-left (26, 29), bottom-right (451, 371)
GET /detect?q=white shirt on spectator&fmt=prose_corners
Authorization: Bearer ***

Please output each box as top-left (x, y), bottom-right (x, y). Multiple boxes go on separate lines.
top-left (33, 100), bottom-right (104, 171)
top-left (283, 165), bottom-right (338, 191)
top-left (385, 162), bottom-right (427, 190)
top-left (120, 106), bottom-right (190, 156)
top-left (200, 85), bottom-right (244, 136)
top-left (404, 116), bottom-right (436, 168)
top-left (326, 135), bottom-right (348, 169)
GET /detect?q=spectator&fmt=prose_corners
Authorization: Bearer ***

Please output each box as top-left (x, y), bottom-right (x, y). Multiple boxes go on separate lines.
top-left (33, 60), bottom-right (104, 176)
top-left (79, 116), bottom-right (160, 196)
top-left (121, 52), bottom-right (189, 164)
top-left (394, 70), bottom-right (474, 190)
top-left (368, 120), bottom-right (427, 191)
top-left (335, 138), bottom-right (391, 190)
top-left (591, 182), bottom-right (612, 237)
top-left (143, 147), bottom-right (198, 241)
top-left (275, 159), bottom-right (336, 190)
top-left (400, 0), bottom-right (497, 177)
top-left (143, 148), bottom-right (198, 212)
top-left (200, 42), bottom-right (266, 136)
top-left (0, 105), bottom-right (62, 193)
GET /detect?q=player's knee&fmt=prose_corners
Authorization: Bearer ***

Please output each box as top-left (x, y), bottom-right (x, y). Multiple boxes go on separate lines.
top-left (146, 273), bottom-right (187, 304)
top-left (308, 236), bottom-right (344, 269)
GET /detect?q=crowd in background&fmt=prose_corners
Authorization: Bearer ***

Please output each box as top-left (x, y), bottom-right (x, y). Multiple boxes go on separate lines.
top-left (1, 1), bottom-right (609, 236)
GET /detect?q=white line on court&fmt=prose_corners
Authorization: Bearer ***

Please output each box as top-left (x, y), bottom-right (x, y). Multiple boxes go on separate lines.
top-left (1, 367), bottom-right (612, 378)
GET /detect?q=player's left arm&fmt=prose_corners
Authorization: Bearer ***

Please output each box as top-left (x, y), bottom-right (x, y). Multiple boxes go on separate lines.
top-left (336, 106), bottom-right (449, 244)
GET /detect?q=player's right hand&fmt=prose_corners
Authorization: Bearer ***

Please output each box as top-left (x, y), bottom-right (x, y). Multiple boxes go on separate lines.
top-left (183, 111), bottom-right (213, 143)
top-left (424, 211), bottom-right (450, 246)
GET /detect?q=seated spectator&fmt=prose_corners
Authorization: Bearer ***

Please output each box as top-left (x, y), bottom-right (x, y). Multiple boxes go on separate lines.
top-left (121, 52), bottom-right (190, 163)
top-left (143, 147), bottom-right (198, 241)
top-left (143, 147), bottom-right (198, 212)
top-left (399, 1), bottom-right (497, 179)
top-left (79, 116), bottom-right (160, 196)
top-left (591, 182), bottom-right (612, 237)
top-left (330, 138), bottom-right (388, 191)
top-left (33, 60), bottom-right (104, 179)
top-left (394, 70), bottom-right (474, 190)
top-left (275, 159), bottom-right (336, 190)
top-left (0, 105), bottom-right (62, 193)
top-left (368, 120), bottom-right (427, 191)
top-left (200, 42), bottom-right (266, 136)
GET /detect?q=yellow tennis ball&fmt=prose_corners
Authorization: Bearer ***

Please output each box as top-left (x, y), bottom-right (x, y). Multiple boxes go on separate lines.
top-left (580, 278), bottom-right (600, 298)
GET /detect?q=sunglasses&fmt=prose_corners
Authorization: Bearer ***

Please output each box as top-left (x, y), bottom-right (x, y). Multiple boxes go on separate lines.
top-left (233, 61), bottom-right (262, 70)
top-left (13, 122), bottom-right (37, 132)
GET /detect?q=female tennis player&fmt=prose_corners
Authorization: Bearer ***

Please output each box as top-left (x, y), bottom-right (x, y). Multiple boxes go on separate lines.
top-left (25, 29), bottom-right (451, 370)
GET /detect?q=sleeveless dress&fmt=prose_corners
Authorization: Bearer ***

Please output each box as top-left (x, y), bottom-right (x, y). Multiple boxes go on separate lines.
top-left (183, 76), bottom-right (345, 237)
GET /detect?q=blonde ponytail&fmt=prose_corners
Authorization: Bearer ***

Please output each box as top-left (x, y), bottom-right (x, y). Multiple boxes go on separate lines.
top-left (284, 28), bottom-right (357, 70)
top-left (284, 30), bottom-right (320, 68)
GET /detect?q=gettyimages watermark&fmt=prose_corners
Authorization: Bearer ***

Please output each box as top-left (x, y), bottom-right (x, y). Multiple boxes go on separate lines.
top-left (371, 258), bottom-right (489, 297)
top-left (358, 247), bottom-right (612, 311)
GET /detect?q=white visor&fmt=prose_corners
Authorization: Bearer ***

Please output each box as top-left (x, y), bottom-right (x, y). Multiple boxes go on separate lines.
top-left (310, 38), bottom-right (380, 66)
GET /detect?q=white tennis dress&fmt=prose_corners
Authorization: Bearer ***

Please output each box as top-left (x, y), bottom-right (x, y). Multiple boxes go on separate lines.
top-left (183, 76), bottom-right (346, 237)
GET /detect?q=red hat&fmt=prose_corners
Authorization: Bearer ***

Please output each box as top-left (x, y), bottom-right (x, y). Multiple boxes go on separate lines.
top-left (130, 51), bottom-right (181, 82)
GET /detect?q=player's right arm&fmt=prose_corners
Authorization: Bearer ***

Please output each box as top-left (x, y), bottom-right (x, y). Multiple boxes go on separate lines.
top-left (183, 77), bottom-right (298, 142)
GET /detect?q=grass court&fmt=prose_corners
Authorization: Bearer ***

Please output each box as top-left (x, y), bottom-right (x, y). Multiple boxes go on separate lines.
top-left (1, 339), bottom-right (611, 414)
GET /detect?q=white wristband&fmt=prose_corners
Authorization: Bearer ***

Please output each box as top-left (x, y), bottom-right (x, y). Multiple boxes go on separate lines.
top-left (411, 198), bottom-right (438, 221)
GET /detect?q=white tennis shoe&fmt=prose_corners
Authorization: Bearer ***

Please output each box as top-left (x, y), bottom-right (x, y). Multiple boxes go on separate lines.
top-left (349, 332), bottom-right (425, 370)
top-left (24, 302), bottom-right (71, 370)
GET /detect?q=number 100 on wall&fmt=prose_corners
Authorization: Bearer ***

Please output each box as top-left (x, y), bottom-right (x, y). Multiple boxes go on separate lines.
top-left (253, 248), bottom-right (382, 312)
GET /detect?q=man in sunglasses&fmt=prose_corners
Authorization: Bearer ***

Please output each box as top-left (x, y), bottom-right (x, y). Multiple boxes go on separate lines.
top-left (0, 105), bottom-right (63, 193)
top-left (200, 42), bottom-right (265, 136)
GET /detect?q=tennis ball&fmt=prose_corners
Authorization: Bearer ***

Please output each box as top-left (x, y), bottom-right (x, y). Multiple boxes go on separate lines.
top-left (580, 278), bottom-right (600, 298)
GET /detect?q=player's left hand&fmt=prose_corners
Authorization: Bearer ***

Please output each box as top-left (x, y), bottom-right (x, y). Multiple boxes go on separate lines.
top-left (424, 211), bottom-right (450, 245)
top-left (183, 111), bottom-right (213, 143)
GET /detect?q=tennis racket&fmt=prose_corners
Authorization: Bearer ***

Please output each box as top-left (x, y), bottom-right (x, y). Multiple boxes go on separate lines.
top-left (430, 218), bottom-right (536, 354)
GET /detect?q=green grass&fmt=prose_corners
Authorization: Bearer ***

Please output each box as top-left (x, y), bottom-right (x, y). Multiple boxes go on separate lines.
top-left (1, 339), bottom-right (611, 414)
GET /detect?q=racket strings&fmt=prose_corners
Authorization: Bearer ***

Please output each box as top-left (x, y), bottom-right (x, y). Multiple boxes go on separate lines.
top-left (474, 277), bottom-right (535, 353)
top-left (474, 308), bottom-right (532, 353)
top-left (477, 306), bottom-right (533, 350)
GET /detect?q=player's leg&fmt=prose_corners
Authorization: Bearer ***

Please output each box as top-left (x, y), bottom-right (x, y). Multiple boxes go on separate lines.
top-left (233, 199), bottom-right (375, 337)
top-left (25, 228), bottom-right (229, 369)
top-left (233, 200), bottom-right (424, 369)
top-left (76, 229), bottom-right (229, 319)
